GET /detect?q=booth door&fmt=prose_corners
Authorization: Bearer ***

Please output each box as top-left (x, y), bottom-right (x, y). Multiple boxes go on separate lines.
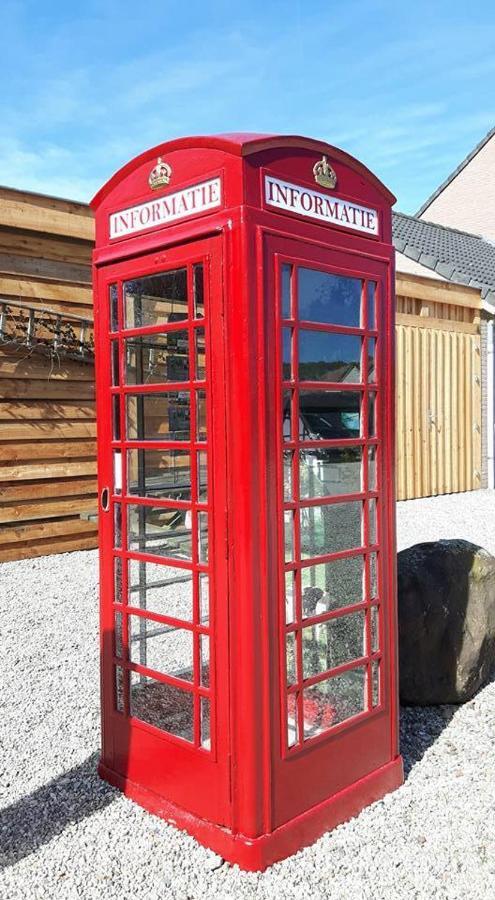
top-left (96, 237), bottom-right (231, 826)
top-left (266, 235), bottom-right (397, 827)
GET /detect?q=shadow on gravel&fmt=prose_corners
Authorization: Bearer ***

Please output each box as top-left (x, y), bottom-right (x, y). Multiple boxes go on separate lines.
top-left (400, 703), bottom-right (457, 778)
top-left (0, 752), bottom-right (116, 869)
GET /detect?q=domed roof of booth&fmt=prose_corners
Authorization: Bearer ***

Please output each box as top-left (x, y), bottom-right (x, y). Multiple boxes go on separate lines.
top-left (91, 132), bottom-right (396, 208)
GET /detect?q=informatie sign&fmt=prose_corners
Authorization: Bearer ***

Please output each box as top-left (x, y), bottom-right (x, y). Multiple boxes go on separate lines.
top-left (264, 174), bottom-right (379, 236)
top-left (109, 177), bottom-right (222, 239)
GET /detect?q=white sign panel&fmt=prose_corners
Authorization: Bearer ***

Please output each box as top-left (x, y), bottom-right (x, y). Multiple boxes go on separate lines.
top-left (109, 177), bottom-right (222, 239)
top-left (265, 175), bottom-right (379, 236)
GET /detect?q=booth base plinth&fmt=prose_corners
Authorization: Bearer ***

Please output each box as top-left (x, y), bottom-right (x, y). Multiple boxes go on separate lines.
top-left (98, 756), bottom-right (404, 871)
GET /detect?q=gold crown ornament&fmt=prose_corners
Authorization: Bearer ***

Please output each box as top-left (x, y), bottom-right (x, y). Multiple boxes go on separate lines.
top-left (148, 157), bottom-right (172, 190)
top-left (313, 155), bottom-right (337, 190)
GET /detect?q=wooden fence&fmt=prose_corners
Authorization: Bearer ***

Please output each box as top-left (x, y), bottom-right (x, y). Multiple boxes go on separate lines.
top-left (395, 273), bottom-right (482, 501)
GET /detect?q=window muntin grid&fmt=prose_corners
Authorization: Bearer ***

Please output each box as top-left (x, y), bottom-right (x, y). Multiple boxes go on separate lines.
top-left (109, 261), bottom-right (213, 752)
top-left (280, 261), bottom-right (383, 751)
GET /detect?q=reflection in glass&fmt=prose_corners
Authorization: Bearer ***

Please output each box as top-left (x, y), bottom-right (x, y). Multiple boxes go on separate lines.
top-left (195, 328), bottom-right (206, 380)
top-left (298, 268), bottom-right (362, 327)
top-left (114, 503), bottom-right (122, 548)
top-left (129, 615), bottom-right (194, 681)
top-left (200, 634), bottom-right (210, 687)
top-left (299, 330), bottom-right (361, 383)
top-left (299, 390), bottom-right (360, 440)
top-left (287, 692), bottom-right (299, 747)
top-left (302, 611), bottom-right (365, 677)
top-left (284, 510), bottom-right (294, 562)
top-left (201, 697), bottom-right (211, 749)
top-left (300, 501), bottom-right (362, 558)
top-left (124, 269), bottom-right (187, 328)
top-left (282, 263), bottom-right (292, 319)
top-left (196, 391), bottom-right (207, 441)
top-left (199, 574), bottom-right (209, 624)
top-left (370, 605), bottom-right (379, 653)
top-left (128, 559), bottom-right (193, 621)
top-left (282, 328), bottom-right (292, 380)
top-left (126, 332), bottom-right (189, 384)
top-left (197, 452), bottom-right (208, 502)
top-left (369, 553), bottom-right (378, 599)
top-left (127, 449), bottom-right (191, 500)
top-left (127, 504), bottom-right (192, 560)
top-left (283, 391), bottom-right (293, 441)
top-left (285, 569), bottom-right (296, 623)
top-left (367, 281), bottom-right (376, 329)
top-left (368, 446), bottom-right (377, 491)
top-left (368, 393), bottom-right (376, 436)
top-left (110, 283), bottom-right (118, 332)
top-left (193, 264), bottom-right (204, 318)
top-left (303, 667), bottom-right (366, 738)
top-left (300, 447), bottom-right (362, 498)
top-left (127, 392), bottom-right (190, 441)
top-left (286, 632), bottom-right (297, 684)
top-left (130, 670), bottom-right (194, 740)
top-left (283, 451), bottom-right (293, 500)
top-left (367, 338), bottom-right (376, 383)
top-left (113, 395), bottom-right (121, 441)
top-left (198, 512), bottom-right (208, 563)
top-left (111, 341), bottom-right (120, 386)
top-left (114, 666), bottom-right (125, 713)
top-left (372, 659), bottom-right (380, 707)
top-left (369, 498), bottom-right (377, 545)
top-left (301, 555), bottom-right (364, 616)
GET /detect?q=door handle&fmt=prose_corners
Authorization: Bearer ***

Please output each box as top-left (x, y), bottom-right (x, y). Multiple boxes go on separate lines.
top-left (101, 487), bottom-right (110, 511)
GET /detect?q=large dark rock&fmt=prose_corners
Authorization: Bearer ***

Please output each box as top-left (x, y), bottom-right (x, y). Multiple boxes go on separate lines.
top-left (397, 539), bottom-right (495, 704)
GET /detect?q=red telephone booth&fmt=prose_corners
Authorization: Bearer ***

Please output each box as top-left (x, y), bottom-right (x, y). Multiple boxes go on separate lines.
top-left (91, 133), bottom-right (403, 870)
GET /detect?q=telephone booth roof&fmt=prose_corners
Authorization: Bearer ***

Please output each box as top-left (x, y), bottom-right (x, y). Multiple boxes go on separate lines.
top-left (91, 132), bottom-right (396, 209)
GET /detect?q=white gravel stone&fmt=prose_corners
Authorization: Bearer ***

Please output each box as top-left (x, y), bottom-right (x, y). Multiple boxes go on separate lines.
top-left (1, 492), bottom-right (495, 899)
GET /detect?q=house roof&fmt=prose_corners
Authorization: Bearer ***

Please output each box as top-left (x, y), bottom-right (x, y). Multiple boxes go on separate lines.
top-left (392, 210), bottom-right (495, 307)
top-left (416, 125), bottom-right (495, 217)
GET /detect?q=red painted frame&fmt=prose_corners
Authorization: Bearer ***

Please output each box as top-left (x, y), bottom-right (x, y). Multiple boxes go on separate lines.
top-left (92, 133), bottom-right (403, 870)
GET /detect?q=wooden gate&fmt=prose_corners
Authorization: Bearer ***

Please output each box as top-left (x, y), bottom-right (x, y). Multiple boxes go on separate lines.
top-left (395, 273), bottom-right (482, 501)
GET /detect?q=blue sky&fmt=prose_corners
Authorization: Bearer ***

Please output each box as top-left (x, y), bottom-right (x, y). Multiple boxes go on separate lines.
top-left (1, 0), bottom-right (494, 212)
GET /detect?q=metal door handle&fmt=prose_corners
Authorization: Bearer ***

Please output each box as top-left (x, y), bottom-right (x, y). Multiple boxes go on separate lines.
top-left (101, 487), bottom-right (110, 511)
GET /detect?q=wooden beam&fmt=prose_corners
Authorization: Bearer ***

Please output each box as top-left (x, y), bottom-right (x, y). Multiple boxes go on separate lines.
top-left (0, 252), bottom-right (91, 285)
top-left (0, 496), bottom-right (97, 524)
top-left (396, 313), bottom-right (479, 334)
top-left (0, 515), bottom-right (98, 544)
top-left (0, 379), bottom-right (95, 400)
top-left (0, 227), bottom-right (93, 264)
top-left (0, 275), bottom-right (92, 304)
top-left (396, 274), bottom-right (481, 310)
top-left (0, 439), bottom-right (97, 461)
top-left (0, 400), bottom-right (95, 419)
top-left (0, 459), bottom-right (96, 481)
top-left (0, 420), bottom-right (96, 440)
top-left (0, 196), bottom-right (94, 241)
top-left (0, 355), bottom-right (94, 381)
top-left (0, 533), bottom-right (98, 563)
top-left (0, 476), bottom-right (96, 501)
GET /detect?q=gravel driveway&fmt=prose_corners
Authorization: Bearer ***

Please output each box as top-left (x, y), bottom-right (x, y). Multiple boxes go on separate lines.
top-left (1, 491), bottom-right (495, 899)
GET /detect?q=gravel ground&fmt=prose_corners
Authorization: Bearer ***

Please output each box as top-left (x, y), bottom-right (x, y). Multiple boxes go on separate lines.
top-left (1, 491), bottom-right (495, 899)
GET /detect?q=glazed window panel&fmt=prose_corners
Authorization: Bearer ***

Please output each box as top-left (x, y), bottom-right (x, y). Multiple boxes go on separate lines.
top-left (124, 269), bottom-right (188, 329)
top-left (127, 504), bottom-right (192, 561)
top-left (300, 501), bottom-right (362, 558)
top-left (301, 555), bottom-right (365, 617)
top-left (128, 559), bottom-right (193, 621)
top-left (127, 449), bottom-right (191, 501)
top-left (298, 268), bottom-right (362, 328)
top-left (299, 447), bottom-right (362, 499)
top-left (298, 330), bottom-right (362, 383)
top-left (125, 331), bottom-right (189, 384)
top-left (130, 671), bottom-right (194, 741)
top-left (126, 392), bottom-right (191, 442)
top-left (303, 666), bottom-right (366, 739)
top-left (302, 611), bottom-right (365, 678)
top-left (299, 390), bottom-right (361, 441)
top-left (129, 615), bottom-right (194, 682)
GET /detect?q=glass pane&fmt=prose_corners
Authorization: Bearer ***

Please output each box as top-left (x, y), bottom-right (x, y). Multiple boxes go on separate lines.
top-left (371, 659), bottom-right (380, 707)
top-left (193, 264), bottom-right (204, 318)
top-left (114, 666), bottom-right (125, 713)
top-left (111, 341), bottom-right (120, 386)
top-left (200, 634), bottom-right (210, 687)
top-left (128, 559), bottom-right (193, 621)
top-left (201, 697), bottom-right (211, 749)
top-left (370, 605), bottom-right (379, 653)
top-left (195, 328), bottom-right (206, 380)
top-left (283, 390), bottom-right (293, 441)
top-left (114, 557), bottom-right (123, 604)
top-left (281, 263), bottom-right (292, 319)
top-left (298, 268), bottom-right (362, 327)
top-left (130, 671), bottom-right (193, 740)
top-left (302, 611), bottom-right (365, 678)
top-left (283, 451), bottom-right (293, 500)
top-left (127, 504), bottom-right (192, 561)
top-left (196, 391), bottom-right (207, 441)
top-left (124, 269), bottom-right (187, 329)
top-left (126, 392), bottom-right (190, 441)
top-left (282, 328), bottom-right (292, 380)
top-left (369, 552), bottom-right (378, 599)
top-left (285, 569), bottom-right (296, 624)
top-left (369, 499), bottom-right (377, 545)
top-left (199, 574), bottom-right (209, 624)
top-left (301, 555), bottom-right (364, 616)
top-left (114, 503), bottom-right (122, 548)
top-left (114, 612), bottom-right (123, 657)
top-left (303, 667), bottom-right (366, 738)
top-left (300, 447), bottom-right (362, 498)
top-left (368, 393), bottom-right (376, 437)
top-left (367, 281), bottom-right (376, 329)
top-left (299, 390), bottom-right (361, 440)
top-left (113, 396), bottom-right (121, 441)
top-left (129, 616), bottom-right (193, 681)
top-left (284, 510), bottom-right (294, 562)
top-left (198, 512), bottom-right (208, 562)
top-left (197, 452), bottom-right (208, 502)
top-left (300, 501), bottom-right (362, 558)
top-left (110, 283), bottom-right (118, 332)
top-left (367, 338), bottom-right (376, 383)
top-left (299, 331), bottom-right (361, 383)
top-left (287, 693), bottom-right (299, 747)
top-left (368, 446), bottom-right (377, 491)
top-left (286, 632), bottom-right (297, 685)
top-left (125, 332), bottom-right (189, 384)
top-left (127, 449), bottom-right (191, 500)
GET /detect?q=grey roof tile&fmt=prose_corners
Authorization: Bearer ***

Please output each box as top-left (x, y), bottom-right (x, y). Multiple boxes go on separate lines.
top-left (392, 211), bottom-right (495, 302)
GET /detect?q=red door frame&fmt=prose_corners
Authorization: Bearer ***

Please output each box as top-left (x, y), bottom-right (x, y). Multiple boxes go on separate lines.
top-left (95, 235), bottom-right (231, 826)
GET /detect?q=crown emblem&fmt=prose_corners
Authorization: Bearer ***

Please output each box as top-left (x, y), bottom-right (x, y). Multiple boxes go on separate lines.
top-left (313, 155), bottom-right (337, 189)
top-left (148, 157), bottom-right (172, 190)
